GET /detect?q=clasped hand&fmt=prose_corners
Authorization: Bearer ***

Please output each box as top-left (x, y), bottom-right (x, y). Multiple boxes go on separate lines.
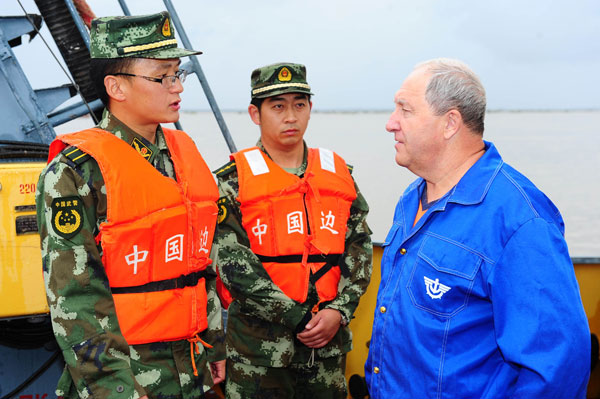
top-left (296, 308), bottom-right (342, 348)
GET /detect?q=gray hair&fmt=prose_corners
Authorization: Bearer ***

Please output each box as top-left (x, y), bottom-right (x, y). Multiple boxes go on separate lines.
top-left (415, 58), bottom-right (486, 135)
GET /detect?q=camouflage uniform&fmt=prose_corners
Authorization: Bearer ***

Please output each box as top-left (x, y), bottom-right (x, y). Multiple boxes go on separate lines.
top-left (36, 12), bottom-right (223, 398)
top-left (215, 137), bottom-right (372, 398)
top-left (36, 109), bottom-right (224, 399)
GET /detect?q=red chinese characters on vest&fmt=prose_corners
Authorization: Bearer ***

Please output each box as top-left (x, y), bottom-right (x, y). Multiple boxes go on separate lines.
top-left (51, 128), bottom-right (218, 345)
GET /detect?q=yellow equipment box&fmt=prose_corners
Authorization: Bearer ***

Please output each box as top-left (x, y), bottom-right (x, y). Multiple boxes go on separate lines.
top-left (0, 162), bottom-right (49, 319)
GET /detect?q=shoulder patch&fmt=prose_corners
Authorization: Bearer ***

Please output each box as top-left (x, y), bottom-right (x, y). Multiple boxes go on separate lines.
top-left (62, 146), bottom-right (91, 166)
top-left (346, 163), bottom-right (354, 174)
top-left (51, 196), bottom-right (84, 239)
top-left (213, 161), bottom-right (236, 178)
top-left (217, 197), bottom-right (228, 224)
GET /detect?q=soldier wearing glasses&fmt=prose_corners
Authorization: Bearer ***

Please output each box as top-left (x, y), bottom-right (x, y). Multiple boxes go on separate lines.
top-left (35, 12), bottom-right (225, 399)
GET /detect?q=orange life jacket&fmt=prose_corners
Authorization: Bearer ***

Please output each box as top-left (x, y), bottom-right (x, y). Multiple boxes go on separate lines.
top-left (232, 147), bottom-right (357, 304)
top-left (51, 128), bottom-right (218, 345)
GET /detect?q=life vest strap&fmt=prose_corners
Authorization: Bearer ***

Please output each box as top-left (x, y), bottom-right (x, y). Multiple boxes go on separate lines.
top-left (309, 262), bottom-right (335, 284)
top-left (256, 253), bottom-right (351, 281)
top-left (256, 253), bottom-right (341, 264)
top-left (111, 269), bottom-right (216, 294)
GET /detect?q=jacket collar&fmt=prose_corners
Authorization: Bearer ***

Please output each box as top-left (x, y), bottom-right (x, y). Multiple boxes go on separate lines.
top-left (97, 108), bottom-right (167, 164)
top-left (405, 141), bottom-right (504, 208)
top-left (446, 141), bottom-right (504, 206)
top-left (398, 141), bottom-right (503, 239)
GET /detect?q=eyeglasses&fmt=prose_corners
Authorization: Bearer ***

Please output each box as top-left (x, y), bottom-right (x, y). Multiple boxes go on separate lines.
top-left (112, 69), bottom-right (188, 88)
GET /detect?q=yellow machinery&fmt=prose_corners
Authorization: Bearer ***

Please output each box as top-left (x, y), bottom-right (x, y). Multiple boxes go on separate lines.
top-left (0, 162), bottom-right (49, 319)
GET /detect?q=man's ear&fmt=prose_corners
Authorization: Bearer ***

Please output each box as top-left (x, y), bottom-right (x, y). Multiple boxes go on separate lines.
top-left (248, 104), bottom-right (261, 126)
top-left (104, 75), bottom-right (126, 103)
top-left (443, 109), bottom-right (462, 140)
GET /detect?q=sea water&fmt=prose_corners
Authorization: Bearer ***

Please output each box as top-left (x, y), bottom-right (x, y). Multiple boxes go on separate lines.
top-left (57, 110), bottom-right (600, 257)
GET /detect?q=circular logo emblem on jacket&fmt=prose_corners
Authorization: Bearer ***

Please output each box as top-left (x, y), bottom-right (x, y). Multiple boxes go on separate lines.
top-left (51, 196), bottom-right (83, 239)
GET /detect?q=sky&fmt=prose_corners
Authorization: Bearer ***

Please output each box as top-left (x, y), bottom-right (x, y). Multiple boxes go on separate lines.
top-left (5, 0), bottom-right (600, 111)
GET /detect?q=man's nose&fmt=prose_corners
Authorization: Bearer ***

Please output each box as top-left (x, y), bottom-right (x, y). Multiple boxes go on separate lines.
top-left (385, 114), bottom-right (398, 132)
top-left (170, 77), bottom-right (184, 93)
top-left (284, 108), bottom-right (298, 122)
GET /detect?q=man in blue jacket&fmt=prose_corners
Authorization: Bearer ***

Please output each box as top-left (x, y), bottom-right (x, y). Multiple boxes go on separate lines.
top-left (365, 58), bottom-right (590, 399)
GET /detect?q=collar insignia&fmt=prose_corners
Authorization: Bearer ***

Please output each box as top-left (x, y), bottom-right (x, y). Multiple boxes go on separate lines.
top-left (131, 137), bottom-right (153, 161)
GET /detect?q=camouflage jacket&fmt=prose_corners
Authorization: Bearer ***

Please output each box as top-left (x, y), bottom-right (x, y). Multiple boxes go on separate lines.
top-left (214, 140), bottom-right (372, 367)
top-left (36, 109), bottom-right (225, 399)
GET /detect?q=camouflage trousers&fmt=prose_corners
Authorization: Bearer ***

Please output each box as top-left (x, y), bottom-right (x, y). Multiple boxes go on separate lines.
top-left (225, 355), bottom-right (347, 399)
top-left (56, 339), bottom-right (209, 399)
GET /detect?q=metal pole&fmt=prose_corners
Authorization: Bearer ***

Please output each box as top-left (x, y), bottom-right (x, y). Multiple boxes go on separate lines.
top-left (162, 0), bottom-right (237, 153)
top-left (63, 0), bottom-right (90, 49)
top-left (48, 99), bottom-right (104, 127)
top-left (117, 0), bottom-right (132, 16)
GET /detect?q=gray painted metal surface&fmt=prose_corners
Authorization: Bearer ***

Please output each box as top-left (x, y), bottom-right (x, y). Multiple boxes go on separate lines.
top-left (0, 17), bottom-right (55, 144)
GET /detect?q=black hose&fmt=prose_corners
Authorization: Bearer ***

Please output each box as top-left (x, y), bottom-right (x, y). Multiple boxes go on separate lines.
top-left (0, 317), bottom-right (54, 349)
top-left (0, 140), bottom-right (49, 161)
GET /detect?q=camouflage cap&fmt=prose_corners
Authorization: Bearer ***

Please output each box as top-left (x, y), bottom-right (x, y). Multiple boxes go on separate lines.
top-left (90, 11), bottom-right (201, 59)
top-left (250, 62), bottom-right (313, 99)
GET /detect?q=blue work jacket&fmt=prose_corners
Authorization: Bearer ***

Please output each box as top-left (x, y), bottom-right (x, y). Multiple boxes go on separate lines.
top-left (365, 141), bottom-right (590, 399)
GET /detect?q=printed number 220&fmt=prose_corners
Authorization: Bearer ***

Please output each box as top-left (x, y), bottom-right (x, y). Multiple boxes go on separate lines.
top-left (20, 183), bottom-right (36, 194)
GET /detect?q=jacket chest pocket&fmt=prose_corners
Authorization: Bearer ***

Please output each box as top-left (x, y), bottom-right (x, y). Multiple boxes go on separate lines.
top-left (407, 235), bottom-right (482, 317)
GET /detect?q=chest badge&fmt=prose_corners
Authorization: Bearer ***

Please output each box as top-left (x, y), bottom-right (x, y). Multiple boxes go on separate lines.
top-left (51, 196), bottom-right (83, 239)
top-left (424, 276), bottom-right (451, 299)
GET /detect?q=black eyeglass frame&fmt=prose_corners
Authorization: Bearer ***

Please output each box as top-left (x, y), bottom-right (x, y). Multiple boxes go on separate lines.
top-left (112, 69), bottom-right (188, 87)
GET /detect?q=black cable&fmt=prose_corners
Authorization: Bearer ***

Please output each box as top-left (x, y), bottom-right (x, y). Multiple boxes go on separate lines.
top-left (0, 140), bottom-right (49, 161)
top-left (0, 317), bottom-right (54, 349)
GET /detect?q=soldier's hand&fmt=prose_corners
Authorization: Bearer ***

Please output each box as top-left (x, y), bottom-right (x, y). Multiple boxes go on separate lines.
top-left (210, 359), bottom-right (226, 385)
top-left (296, 308), bottom-right (342, 348)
